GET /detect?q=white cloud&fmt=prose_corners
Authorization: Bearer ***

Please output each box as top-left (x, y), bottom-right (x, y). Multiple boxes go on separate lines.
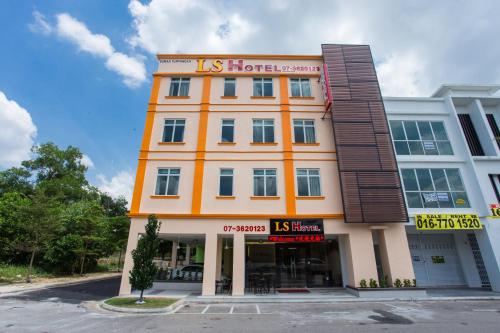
top-left (28, 10), bottom-right (52, 35)
top-left (55, 13), bottom-right (146, 87)
top-left (377, 51), bottom-right (426, 97)
top-left (0, 91), bottom-right (37, 168)
top-left (96, 170), bottom-right (134, 206)
top-left (80, 154), bottom-right (94, 169)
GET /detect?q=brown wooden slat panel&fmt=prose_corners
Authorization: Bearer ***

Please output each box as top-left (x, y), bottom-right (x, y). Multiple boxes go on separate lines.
top-left (335, 123), bottom-right (376, 145)
top-left (322, 44), bottom-right (408, 223)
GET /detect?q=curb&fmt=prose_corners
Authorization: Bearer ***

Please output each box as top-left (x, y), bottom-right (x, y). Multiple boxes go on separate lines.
top-left (0, 274), bottom-right (121, 297)
top-left (100, 298), bottom-right (184, 314)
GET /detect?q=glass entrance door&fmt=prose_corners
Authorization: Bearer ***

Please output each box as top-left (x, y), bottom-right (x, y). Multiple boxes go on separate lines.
top-left (276, 244), bottom-right (307, 288)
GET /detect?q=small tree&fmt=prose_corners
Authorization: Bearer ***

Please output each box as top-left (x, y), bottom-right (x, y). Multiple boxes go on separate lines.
top-left (129, 215), bottom-right (161, 303)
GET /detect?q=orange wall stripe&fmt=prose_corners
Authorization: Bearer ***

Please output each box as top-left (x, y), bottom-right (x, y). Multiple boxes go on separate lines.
top-left (279, 76), bottom-right (296, 215)
top-left (129, 213), bottom-right (344, 219)
top-left (191, 76), bottom-right (212, 214)
top-left (130, 75), bottom-right (162, 213)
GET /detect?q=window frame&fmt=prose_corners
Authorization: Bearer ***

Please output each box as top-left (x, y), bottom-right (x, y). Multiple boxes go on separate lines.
top-left (293, 119), bottom-right (316, 143)
top-left (401, 168), bottom-right (470, 208)
top-left (290, 78), bottom-right (312, 97)
top-left (252, 119), bottom-right (275, 143)
top-left (253, 78), bottom-right (273, 97)
top-left (169, 77), bottom-right (190, 97)
top-left (253, 168), bottom-right (277, 196)
top-left (162, 119), bottom-right (186, 143)
top-left (218, 168), bottom-right (234, 196)
top-left (389, 120), bottom-right (453, 156)
top-left (296, 168), bottom-right (321, 196)
top-left (155, 168), bottom-right (181, 196)
top-left (223, 78), bottom-right (236, 97)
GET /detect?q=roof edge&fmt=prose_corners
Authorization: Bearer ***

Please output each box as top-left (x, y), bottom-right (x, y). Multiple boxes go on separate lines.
top-left (156, 54), bottom-right (323, 60)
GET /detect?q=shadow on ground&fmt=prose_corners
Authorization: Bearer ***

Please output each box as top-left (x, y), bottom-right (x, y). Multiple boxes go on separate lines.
top-left (4, 276), bottom-right (120, 304)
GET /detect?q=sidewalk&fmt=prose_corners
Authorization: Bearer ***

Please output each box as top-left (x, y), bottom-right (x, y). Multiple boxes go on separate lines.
top-left (0, 272), bottom-right (121, 296)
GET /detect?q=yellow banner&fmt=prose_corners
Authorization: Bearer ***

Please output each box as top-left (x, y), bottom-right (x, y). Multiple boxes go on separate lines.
top-left (488, 204), bottom-right (500, 218)
top-left (415, 214), bottom-right (482, 230)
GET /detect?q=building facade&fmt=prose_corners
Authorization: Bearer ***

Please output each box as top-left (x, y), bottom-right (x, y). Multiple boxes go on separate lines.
top-left (119, 44), bottom-right (416, 296)
top-left (385, 85), bottom-right (500, 291)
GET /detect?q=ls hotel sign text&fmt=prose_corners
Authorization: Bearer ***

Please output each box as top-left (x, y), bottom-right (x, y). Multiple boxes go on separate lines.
top-left (269, 219), bottom-right (325, 242)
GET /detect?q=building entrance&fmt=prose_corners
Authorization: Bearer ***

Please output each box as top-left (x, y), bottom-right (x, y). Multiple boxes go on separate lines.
top-left (246, 239), bottom-right (342, 289)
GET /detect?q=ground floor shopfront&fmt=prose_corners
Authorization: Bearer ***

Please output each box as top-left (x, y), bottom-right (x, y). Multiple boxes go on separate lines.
top-left (119, 218), bottom-right (415, 296)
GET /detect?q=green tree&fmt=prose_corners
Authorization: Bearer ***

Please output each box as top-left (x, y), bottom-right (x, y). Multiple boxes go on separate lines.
top-left (0, 167), bottom-right (33, 196)
top-left (106, 215), bottom-right (130, 271)
top-left (16, 190), bottom-right (63, 282)
top-left (129, 215), bottom-right (161, 303)
top-left (0, 192), bottom-right (31, 261)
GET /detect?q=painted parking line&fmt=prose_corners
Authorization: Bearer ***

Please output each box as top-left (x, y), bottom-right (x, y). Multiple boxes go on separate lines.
top-left (170, 303), bottom-right (271, 315)
top-left (201, 305), bottom-right (210, 314)
top-left (256, 304), bottom-right (261, 314)
top-left (472, 309), bottom-right (499, 312)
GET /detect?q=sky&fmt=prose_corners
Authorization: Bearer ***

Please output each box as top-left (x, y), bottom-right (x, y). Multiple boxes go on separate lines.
top-left (1, 0), bottom-right (500, 204)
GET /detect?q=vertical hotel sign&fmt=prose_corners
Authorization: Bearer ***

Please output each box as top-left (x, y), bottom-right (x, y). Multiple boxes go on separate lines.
top-left (320, 63), bottom-right (333, 110)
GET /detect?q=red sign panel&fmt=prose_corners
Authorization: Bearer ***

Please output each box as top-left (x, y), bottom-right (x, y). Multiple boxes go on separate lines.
top-left (268, 235), bottom-right (325, 243)
top-left (320, 63), bottom-right (332, 110)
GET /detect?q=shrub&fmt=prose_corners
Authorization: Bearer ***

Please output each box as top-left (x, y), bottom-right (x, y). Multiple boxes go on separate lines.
top-left (359, 279), bottom-right (367, 288)
top-left (369, 278), bottom-right (378, 288)
top-left (412, 279), bottom-right (417, 287)
top-left (403, 279), bottom-right (412, 288)
top-left (394, 278), bottom-right (402, 288)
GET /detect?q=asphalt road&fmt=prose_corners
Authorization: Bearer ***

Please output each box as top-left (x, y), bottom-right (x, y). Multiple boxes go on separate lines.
top-left (1, 277), bottom-right (500, 332)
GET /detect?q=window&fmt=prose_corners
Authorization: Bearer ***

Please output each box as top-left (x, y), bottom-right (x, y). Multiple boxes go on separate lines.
top-left (486, 114), bottom-right (500, 150)
top-left (389, 120), bottom-right (453, 155)
top-left (297, 169), bottom-right (321, 196)
top-left (253, 169), bottom-right (277, 196)
top-left (155, 168), bottom-right (180, 195)
top-left (489, 174), bottom-right (500, 202)
top-left (162, 119), bottom-right (185, 142)
top-left (169, 78), bottom-right (190, 96)
top-left (458, 114), bottom-right (484, 156)
top-left (401, 168), bottom-right (469, 208)
top-left (253, 119), bottom-right (275, 143)
top-left (253, 78), bottom-right (273, 97)
top-left (224, 78), bottom-right (236, 97)
top-left (221, 119), bottom-right (234, 143)
top-left (290, 78), bottom-right (311, 97)
top-left (293, 119), bottom-right (316, 143)
top-left (219, 169), bottom-right (234, 196)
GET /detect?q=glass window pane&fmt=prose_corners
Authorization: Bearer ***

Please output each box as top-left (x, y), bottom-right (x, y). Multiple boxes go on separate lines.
top-left (309, 176), bottom-right (321, 196)
top-left (179, 79), bottom-right (190, 96)
top-left (404, 121), bottom-right (420, 140)
top-left (297, 177), bottom-right (309, 196)
top-left (406, 192), bottom-right (423, 208)
top-left (224, 78), bottom-right (236, 96)
top-left (390, 121), bottom-right (405, 140)
top-left (254, 176), bottom-right (264, 196)
top-left (305, 125), bottom-right (315, 143)
top-left (437, 192), bottom-right (454, 208)
top-left (263, 81), bottom-right (273, 96)
top-left (452, 192), bottom-right (470, 208)
top-left (155, 176), bottom-right (167, 195)
top-left (167, 175), bottom-right (179, 195)
top-left (158, 169), bottom-right (169, 175)
top-left (253, 79), bottom-right (262, 96)
top-left (294, 125), bottom-right (305, 143)
top-left (437, 141), bottom-right (453, 155)
top-left (446, 169), bottom-right (464, 191)
top-left (264, 127), bottom-right (274, 142)
top-left (431, 122), bottom-right (448, 140)
top-left (416, 169), bottom-right (434, 191)
top-left (301, 79), bottom-right (311, 97)
top-left (163, 125), bottom-right (174, 142)
top-left (266, 169), bottom-right (276, 176)
top-left (169, 80), bottom-right (179, 96)
top-left (309, 169), bottom-right (319, 176)
top-left (220, 169), bottom-right (233, 175)
top-left (170, 169), bottom-right (180, 175)
top-left (431, 169), bottom-right (449, 191)
top-left (264, 119), bottom-right (273, 125)
top-left (291, 80), bottom-right (301, 97)
top-left (222, 119), bottom-right (234, 125)
top-left (408, 141), bottom-right (424, 155)
top-left (266, 176), bottom-right (277, 196)
top-left (254, 169), bottom-right (264, 175)
top-left (253, 126), bottom-right (263, 142)
top-left (221, 126), bottom-right (234, 142)
top-left (417, 121), bottom-right (434, 140)
top-left (219, 176), bottom-right (233, 196)
top-left (394, 141), bottom-right (410, 155)
top-left (173, 125), bottom-right (185, 142)
top-left (402, 169), bottom-right (419, 191)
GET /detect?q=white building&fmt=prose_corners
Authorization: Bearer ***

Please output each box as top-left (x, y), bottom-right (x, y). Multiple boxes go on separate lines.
top-left (385, 84), bottom-right (500, 291)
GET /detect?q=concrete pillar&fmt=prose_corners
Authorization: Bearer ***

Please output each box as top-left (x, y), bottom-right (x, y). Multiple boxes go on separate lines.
top-left (232, 233), bottom-right (245, 296)
top-left (475, 221), bottom-right (500, 291)
top-left (184, 245), bottom-right (191, 265)
top-left (344, 228), bottom-right (379, 287)
top-left (215, 238), bottom-right (223, 280)
top-left (377, 225), bottom-right (415, 286)
top-left (119, 225), bottom-right (141, 295)
top-left (171, 242), bottom-right (178, 268)
top-left (202, 233), bottom-right (218, 296)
